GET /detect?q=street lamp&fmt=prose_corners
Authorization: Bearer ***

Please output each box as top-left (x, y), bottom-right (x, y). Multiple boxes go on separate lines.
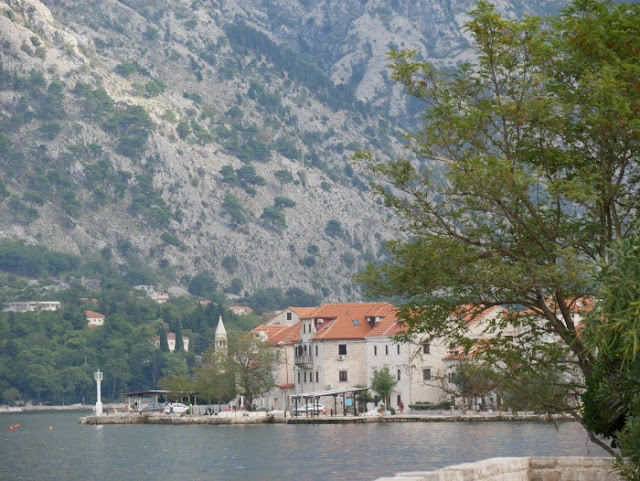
top-left (94, 370), bottom-right (103, 415)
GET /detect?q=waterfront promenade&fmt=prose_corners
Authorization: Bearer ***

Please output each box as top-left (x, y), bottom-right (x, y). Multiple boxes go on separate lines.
top-left (79, 410), bottom-right (569, 426)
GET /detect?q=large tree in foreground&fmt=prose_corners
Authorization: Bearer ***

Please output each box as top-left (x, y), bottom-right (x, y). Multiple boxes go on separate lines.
top-left (357, 0), bottom-right (640, 453)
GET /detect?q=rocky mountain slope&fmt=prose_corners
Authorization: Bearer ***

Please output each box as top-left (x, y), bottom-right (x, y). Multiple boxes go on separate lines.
top-left (0, 0), bottom-right (567, 302)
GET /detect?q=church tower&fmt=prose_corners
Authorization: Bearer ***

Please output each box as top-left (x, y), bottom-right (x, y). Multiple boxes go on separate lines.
top-left (215, 315), bottom-right (227, 353)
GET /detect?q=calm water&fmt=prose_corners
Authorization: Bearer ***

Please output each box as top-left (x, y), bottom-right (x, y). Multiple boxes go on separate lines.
top-left (0, 411), bottom-right (608, 481)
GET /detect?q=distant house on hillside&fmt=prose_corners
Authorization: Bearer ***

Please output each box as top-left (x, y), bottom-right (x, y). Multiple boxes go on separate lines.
top-left (134, 285), bottom-right (169, 304)
top-left (2, 301), bottom-right (61, 313)
top-left (85, 310), bottom-right (105, 328)
top-left (230, 305), bottom-right (253, 316)
top-left (155, 332), bottom-right (190, 352)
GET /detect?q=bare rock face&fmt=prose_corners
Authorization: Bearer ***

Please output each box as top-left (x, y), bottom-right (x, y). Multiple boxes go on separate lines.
top-left (0, 0), bottom-right (567, 301)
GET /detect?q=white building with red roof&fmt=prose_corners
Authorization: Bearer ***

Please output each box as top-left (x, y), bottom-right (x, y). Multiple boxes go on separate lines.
top-left (85, 310), bottom-right (105, 328)
top-left (253, 301), bottom-right (572, 414)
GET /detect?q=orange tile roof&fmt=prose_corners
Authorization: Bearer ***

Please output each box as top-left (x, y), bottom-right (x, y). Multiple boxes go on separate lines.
top-left (310, 302), bottom-right (397, 341)
top-left (85, 310), bottom-right (105, 319)
top-left (271, 323), bottom-right (301, 345)
top-left (452, 305), bottom-right (507, 326)
top-left (252, 322), bottom-right (301, 345)
top-left (290, 306), bottom-right (318, 318)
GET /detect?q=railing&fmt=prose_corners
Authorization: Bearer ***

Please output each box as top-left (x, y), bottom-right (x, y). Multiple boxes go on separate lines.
top-left (294, 355), bottom-right (312, 366)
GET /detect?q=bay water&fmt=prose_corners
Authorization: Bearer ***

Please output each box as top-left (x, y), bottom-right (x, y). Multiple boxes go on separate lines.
top-left (0, 411), bottom-right (608, 481)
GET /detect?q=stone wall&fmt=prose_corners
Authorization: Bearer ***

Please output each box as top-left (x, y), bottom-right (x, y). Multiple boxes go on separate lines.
top-left (374, 457), bottom-right (621, 481)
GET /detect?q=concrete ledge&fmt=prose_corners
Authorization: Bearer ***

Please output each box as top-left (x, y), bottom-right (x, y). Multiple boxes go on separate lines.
top-left (80, 413), bottom-right (571, 426)
top-left (80, 413), bottom-right (285, 425)
top-left (374, 457), bottom-right (621, 481)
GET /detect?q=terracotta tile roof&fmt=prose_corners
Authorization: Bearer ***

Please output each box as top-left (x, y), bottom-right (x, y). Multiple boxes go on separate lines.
top-left (279, 382), bottom-right (295, 389)
top-left (311, 302), bottom-right (397, 341)
top-left (252, 322), bottom-right (301, 345)
top-left (290, 306), bottom-right (319, 318)
top-left (85, 310), bottom-right (105, 319)
top-left (272, 323), bottom-right (301, 345)
top-left (450, 305), bottom-right (507, 327)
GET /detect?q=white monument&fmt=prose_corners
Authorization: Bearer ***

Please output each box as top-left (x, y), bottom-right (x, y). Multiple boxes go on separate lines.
top-left (94, 370), bottom-right (103, 415)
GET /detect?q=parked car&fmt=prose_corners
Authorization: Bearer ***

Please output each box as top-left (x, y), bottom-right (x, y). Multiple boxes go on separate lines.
top-left (164, 402), bottom-right (189, 414)
top-left (141, 403), bottom-right (165, 413)
top-left (292, 403), bottom-right (326, 415)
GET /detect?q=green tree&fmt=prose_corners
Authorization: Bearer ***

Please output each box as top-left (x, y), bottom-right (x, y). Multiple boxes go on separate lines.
top-left (158, 373), bottom-right (193, 402)
top-left (194, 349), bottom-right (236, 404)
top-left (583, 235), bottom-right (640, 479)
top-left (371, 367), bottom-right (397, 409)
top-left (273, 196), bottom-right (296, 210)
top-left (451, 361), bottom-right (501, 409)
top-left (188, 272), bottom-right (217, 298)
top-left (229, 335), bottom-right (279, 409)
top-left (324, 220), bottom-right (344, 238)
top-left (221, 255), bottom-right (238, 274)
top-left (274, 169), bottom-right (294, 184)
top-left (357, 0), bottom-right (640, 453)
top-left (221, 194), bottom-right (247, 226)
top-left (260, 207), bottom-right (286, 229)
top-left (2, 387), bottom-right (21, 405)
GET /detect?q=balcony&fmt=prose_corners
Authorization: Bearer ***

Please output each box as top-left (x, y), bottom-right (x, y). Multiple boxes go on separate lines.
top-left (294, 354), bottom-right (312, 367)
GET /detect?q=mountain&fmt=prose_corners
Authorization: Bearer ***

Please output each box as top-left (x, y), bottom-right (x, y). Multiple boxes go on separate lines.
top-left (0, 0), bottom-right (567, 304)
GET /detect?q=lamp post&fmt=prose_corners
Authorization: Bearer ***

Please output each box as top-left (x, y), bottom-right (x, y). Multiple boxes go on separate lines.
top-left (94, 370), bottom-right (103, 415)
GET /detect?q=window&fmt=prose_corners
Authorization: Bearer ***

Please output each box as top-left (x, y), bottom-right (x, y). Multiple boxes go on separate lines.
top-left (374, 346), bottom-right (377, 356)
top-left (304, 372), bottom-right (307, 383)
top-left (422, 344), bottom-right (430, 354)
top-left (423, 368), bottom-right (431, 381)
top-left (397, 344), bottom-right (400, 355)
top-left (397, 369), bottom-right (401, 380)
top-left (315, 371), bottom-right (319, 383)
top-left (385, 345), bottom-right (389, 355)
top-left (339, 370), bottom-right (348, 382)
top-left (287, 312), bottom-right (292, 320)
top-left (315, 345), bottom-right (318, 356)
top-left (397, 395), bottom-right (401, 405)
top-left (447, 372), bottom-right (455, 383)
top-left (297, 371), bottom-right (301, 383)
top-left (352, 319), bottom-right (359, 326)
top-left (338, 344), bottom-right (347, 355)
top-left (303, 324), bottom-right (306, 334)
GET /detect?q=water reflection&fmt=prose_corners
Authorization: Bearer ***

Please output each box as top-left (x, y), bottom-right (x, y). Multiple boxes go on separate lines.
top-left (0, 412), bottom-right (607, 481)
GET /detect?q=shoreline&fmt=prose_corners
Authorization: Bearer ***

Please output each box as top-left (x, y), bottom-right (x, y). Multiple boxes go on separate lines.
top-left (79, 412), bottom-right (574, 426)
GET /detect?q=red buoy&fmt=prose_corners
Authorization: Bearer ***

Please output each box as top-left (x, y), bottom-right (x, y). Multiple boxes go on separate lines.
top-left (48, 426), bottom-right (53, 430)
top-left (9, 426), bottom-right (13, 431)
top-left (13, 424), bottom-right (19, 429)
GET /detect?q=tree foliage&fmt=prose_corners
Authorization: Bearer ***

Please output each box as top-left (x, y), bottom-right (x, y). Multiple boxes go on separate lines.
top-left (357, 0), bottom-right (640, 452)
top-left (371, 367), bottom-right (397, 408)
top-left (583, 235), bottom-right (640, 478)
top-left (229, 335), bottom-right (279, 409)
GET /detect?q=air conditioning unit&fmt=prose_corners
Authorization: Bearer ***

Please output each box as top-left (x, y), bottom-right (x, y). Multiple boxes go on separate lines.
top-left (338, 355), bottom-right (345, 361)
